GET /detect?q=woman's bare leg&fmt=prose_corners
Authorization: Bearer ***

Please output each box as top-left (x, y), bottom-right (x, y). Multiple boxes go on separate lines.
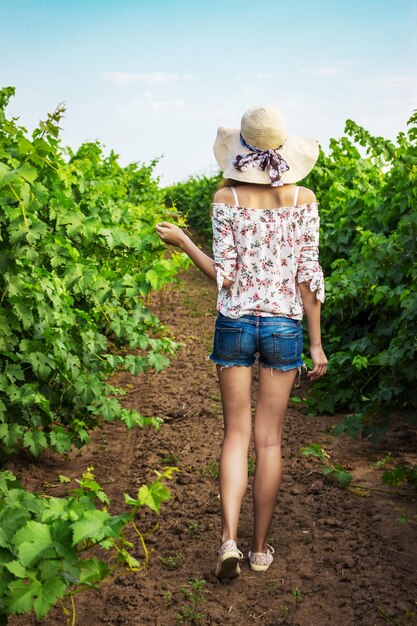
top-left (216, 365), bottom-right (253, 544)
top-left (252, 366), bottom-right (297, 552)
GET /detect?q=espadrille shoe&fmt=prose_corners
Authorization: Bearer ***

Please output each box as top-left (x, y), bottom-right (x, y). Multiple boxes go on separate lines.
top-left (248, 544), bottom-right (275, 572)
top-left (215, 540), bottom-right (243, 580)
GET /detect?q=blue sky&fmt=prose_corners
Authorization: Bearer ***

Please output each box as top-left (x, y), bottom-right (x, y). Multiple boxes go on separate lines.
top-left (1, 0), bottom-right (416, 185)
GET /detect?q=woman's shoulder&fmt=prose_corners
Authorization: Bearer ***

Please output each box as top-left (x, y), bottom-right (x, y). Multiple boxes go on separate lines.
top-left (213, 187), bottom-right (235, 205)
top-left (297, 187), bottom-right (317, 206)
top-left (211, 185), bottom-right (319, 220)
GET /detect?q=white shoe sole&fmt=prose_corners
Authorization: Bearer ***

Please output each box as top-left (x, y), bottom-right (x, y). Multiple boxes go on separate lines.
top-left (215, 550), bottom-right (241, 579)
top-left (249, 561), bottom-right (272, 572)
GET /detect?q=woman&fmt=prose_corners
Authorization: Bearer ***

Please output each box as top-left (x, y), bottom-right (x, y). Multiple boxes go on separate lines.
top-left (156, 105), bottom-right (327, 580)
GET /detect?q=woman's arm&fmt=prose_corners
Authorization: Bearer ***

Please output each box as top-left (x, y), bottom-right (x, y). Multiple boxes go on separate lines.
top-left (295, 189), bottom-right (327, 381)
top-left (298, 281), bottom-right (328, 381)
top-left (155, 222), bottom-right (233, 288)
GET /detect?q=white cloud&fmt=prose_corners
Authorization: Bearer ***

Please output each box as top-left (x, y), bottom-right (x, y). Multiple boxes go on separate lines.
top-left (142, 91), bottom-right (185, 110)
top-left (99, 72), bottom-right (194, 86)
top-left (114, 90), bottom-right (186, 112)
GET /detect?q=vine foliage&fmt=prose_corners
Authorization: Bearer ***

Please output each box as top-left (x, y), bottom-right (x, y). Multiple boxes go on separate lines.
top-left (302, 113), bottom-right (417, 428)
top-left (164, 172), bottom-right (221, 242)
top-left (0, 466), bottom-right (176, 623)
top-left (0, 87), bottom-right (189, 457)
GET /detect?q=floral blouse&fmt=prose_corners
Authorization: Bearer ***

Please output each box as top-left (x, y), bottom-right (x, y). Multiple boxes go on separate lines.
top-left (212, 201), bottom-right (325, 320)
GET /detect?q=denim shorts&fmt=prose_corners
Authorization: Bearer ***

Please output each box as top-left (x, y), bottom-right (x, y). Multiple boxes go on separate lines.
top-left (208, 312), bottom-right (304, 372)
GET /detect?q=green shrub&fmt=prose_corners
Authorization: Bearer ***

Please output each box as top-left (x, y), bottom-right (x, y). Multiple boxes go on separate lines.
top-left (0, 87), bottom-right (189, 457)
top-left (164, 172), bottom-right (221, 242)
top-left (302, 113), bottom-right (417, 424)
top-left (0, 466), bottom-right (176, 623)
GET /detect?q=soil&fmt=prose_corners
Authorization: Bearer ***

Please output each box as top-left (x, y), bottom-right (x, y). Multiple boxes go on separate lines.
top-left (8, 265), bottom-right (417, 626)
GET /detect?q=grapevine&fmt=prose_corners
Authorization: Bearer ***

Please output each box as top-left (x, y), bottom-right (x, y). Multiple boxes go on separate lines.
top-left (0, 87), bottom-right (189, 457)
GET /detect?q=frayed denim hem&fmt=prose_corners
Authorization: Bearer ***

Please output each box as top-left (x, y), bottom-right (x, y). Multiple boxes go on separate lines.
top-left (259, 362), bottom-right (308, 382)
top-left (206, 354), bottom-right (254, 369)
top-left (260, 361), bottom-right (303, 372)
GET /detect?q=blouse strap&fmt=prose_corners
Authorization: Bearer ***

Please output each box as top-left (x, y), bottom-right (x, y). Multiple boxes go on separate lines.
top-left (230, 186), bottom-right (239, 205)
top-left (293, 186), bottom-right (300, 206)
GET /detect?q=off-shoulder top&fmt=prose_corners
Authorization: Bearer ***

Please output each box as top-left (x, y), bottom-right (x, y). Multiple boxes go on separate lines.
top-left (212, 186), bottom-right (325, 320)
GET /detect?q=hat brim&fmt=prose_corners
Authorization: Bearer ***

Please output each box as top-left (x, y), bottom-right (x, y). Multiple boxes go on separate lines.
top-left (213, 126), bottom-right (319, 184)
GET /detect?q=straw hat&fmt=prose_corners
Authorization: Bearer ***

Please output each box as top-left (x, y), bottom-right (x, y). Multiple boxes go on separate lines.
top-left (213, 105), bottom-right (319, 185)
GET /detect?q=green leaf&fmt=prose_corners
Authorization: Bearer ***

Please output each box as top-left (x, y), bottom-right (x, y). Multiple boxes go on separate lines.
top-left (7, 575), bottom-right (67, 621)
top-left (147, 351), bottom-right (169, 372)
top-left (145, 269), bottom-right (159, 290)
top-left (27, 352), bottom-right (55, 379)
top-left (71, 509), bottom-right (112, 544)
top-left (0, 161), bottom-right (10, 183)
top-left (135, 481), bottom-right (171, 513)
top-left (0, 507), bottom-right (29, 545)
top-left (17, 162), bottom-right (38, 184)
top-left (6, 578), bottom-right (40, 615)
top-left (300, 444), bottom-right (329, 462)
top-left (40, 497), bottom-right (69, 522)
top-left (153, 466), bottom-right (179, 481)
top-left (78, 557), bottom-right (110, 585)
top-left (120, 411), bottom-right (145, 429)
top-left (322, 465), bottom-right (352, 488)
top-left (4, 560), bottom-right (28, 578)
top-left (4, 363), bottom-right (25, 382)
top-left (0, 424), bottom-right (24, 450)
top-left (382, 465), bottom-right (408, 487)
top-left (22, 430), bottom-right (48, 457)
top-left (49, 429), bottom-right (72, 454)
top-left (332, 414), bottom-right (364, 439)
top-left (0, 528), bottom-right (8, 548)
top-left (0, 163), bottom-right (37, 190)
top-left (15, 521), bottom-right (55, 566)
top-left (60, 212), bottom-right (85, 236)
top-left (0, 470), bottom-right (21, 492)
top-left (352, 355), bottom-right (368, 371)
top-left (117, 547), bottom-right (141, 571)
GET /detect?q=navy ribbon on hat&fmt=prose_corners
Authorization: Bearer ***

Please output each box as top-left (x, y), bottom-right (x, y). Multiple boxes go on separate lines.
top-left (232, 134), bottom-right (290, 187)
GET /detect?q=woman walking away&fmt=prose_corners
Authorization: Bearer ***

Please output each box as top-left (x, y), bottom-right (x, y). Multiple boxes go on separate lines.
top-left (156, 105), bottom-right (327, 580)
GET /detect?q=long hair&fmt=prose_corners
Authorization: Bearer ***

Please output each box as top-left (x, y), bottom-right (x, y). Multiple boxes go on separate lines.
top-left (217, 177), bottom-right (245, 190)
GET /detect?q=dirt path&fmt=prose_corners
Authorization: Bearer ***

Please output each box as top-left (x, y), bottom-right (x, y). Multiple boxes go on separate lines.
top-left (9, 266), bottom-right (417, 626)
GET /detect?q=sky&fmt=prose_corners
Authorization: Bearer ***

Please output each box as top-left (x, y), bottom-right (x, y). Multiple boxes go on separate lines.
top-left (1, 0), bottom-right (416, 186)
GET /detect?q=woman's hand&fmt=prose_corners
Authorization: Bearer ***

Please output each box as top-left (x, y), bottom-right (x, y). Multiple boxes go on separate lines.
top-left (155, 222), bottom-right (187, 248)
top-left (308, 345), bottom-right (328, 381)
